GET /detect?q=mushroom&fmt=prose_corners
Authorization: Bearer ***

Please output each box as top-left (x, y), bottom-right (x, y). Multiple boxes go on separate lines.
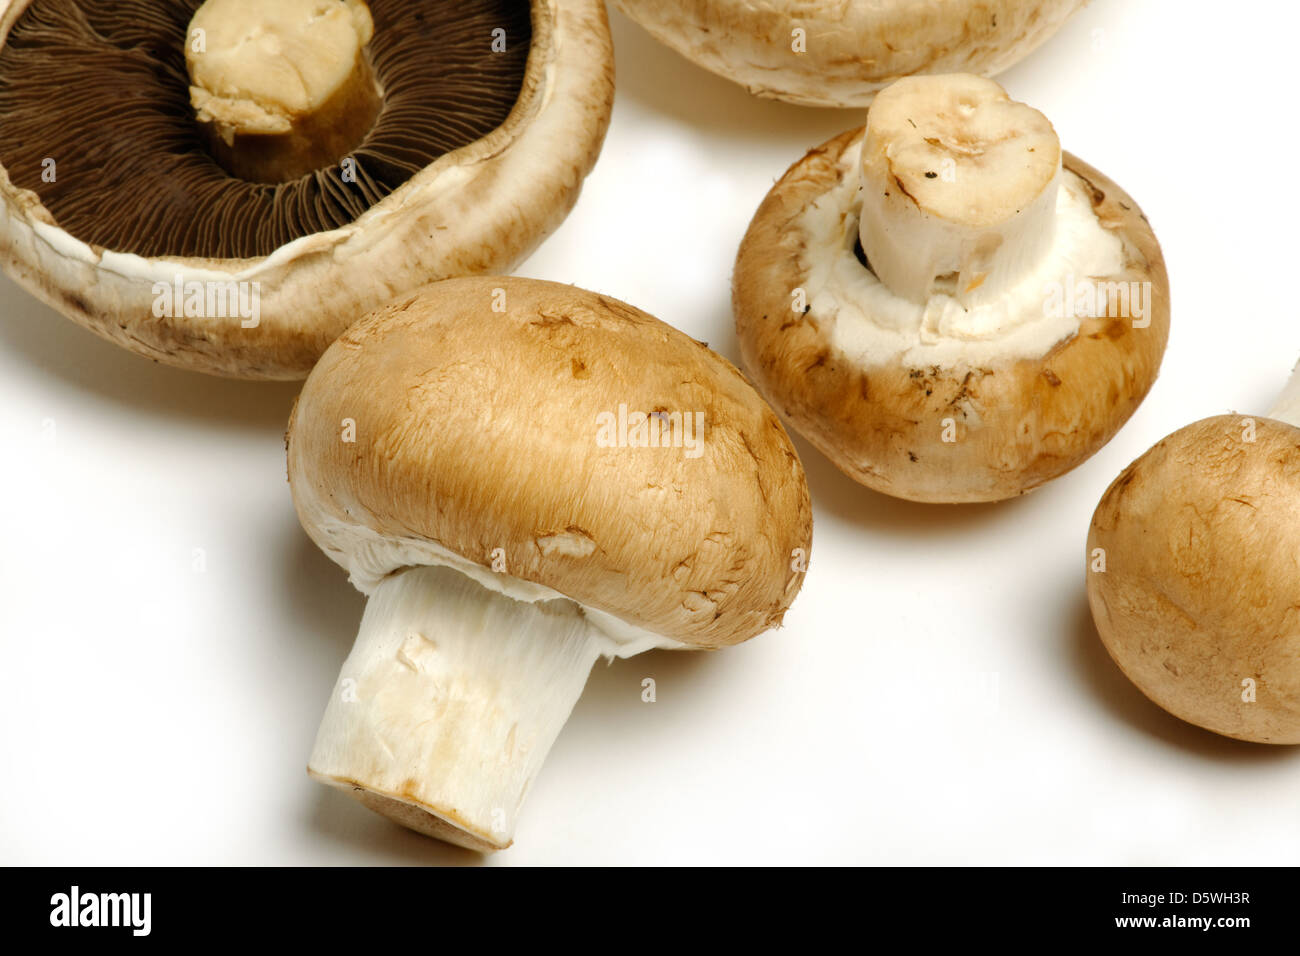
top-left (734, 74), bottom-right (1169, 503)
top-left (0, 0), bottom-right (613, 378)
top-left (287, 275), bottom-right (812, 849)
top-left (612, 0), bottom-right (1084, 107)
top-left (1086, 365), bottom-right (1300, 744)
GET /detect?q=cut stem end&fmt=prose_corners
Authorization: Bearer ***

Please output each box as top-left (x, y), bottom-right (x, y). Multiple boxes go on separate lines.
top-left (186, 0), bottom-right (381, 183)
top-left (856, 74), bottom-right (1062, 308)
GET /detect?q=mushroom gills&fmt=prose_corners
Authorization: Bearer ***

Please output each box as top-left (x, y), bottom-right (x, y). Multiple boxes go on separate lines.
top-left (0, 0), bottom-right (533, 258)
top-left (308, 564), bottom-right (603, 851)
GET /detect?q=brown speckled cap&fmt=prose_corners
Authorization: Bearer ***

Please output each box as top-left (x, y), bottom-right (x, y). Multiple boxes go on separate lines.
top-left (1088, 415), bottom-right (1300, 744)
top-left (288, 275), bottom-right (813, 648)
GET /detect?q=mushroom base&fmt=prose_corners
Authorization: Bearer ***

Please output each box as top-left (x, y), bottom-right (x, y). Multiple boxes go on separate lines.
top-left (308, 564), bottom-right (603, 850)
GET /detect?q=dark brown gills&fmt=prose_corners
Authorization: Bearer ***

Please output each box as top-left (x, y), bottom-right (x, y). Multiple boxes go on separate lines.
top-left (0, 0), bottom-right (532, 258)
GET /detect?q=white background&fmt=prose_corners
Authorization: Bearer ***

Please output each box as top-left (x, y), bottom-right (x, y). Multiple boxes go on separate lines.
top-left (3, 0), bottom-right (1298, 865)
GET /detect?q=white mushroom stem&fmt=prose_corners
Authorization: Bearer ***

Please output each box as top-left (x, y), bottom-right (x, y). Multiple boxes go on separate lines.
top-left (308, 565), bottom-right (602, 851)
top-left (186, 0), bottom-right (381, 182)
top-left (1267, 359), bottom-right (1300, 427)
top-left (857, 74), bottom-right (1063, 309)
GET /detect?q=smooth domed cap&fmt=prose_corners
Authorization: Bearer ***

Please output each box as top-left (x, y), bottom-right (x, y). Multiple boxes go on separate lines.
top-left (612, 0), bottom-right (1084, 107)
top-left (1087, 415), bottom-right (1300, 744)
top-left (287, 276), bottom-right (812, 648)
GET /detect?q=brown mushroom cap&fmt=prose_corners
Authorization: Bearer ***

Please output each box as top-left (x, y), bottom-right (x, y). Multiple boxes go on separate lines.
top-left (733, 128), bottom-right (1170, 503)
top-left (287, 276), bottom-right (812, 648)
top-left (612, 0), bottom-right (1085, 107)
top-left (1087, 415), bottom-right (1300, 745)
top-left (0, 0), bottom-right (613, 378)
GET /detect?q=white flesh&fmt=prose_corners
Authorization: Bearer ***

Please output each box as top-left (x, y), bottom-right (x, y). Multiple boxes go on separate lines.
top-left (858, 74), bottom-right (1063, 308)
top-left (309, 564), bottom-right (603, 849)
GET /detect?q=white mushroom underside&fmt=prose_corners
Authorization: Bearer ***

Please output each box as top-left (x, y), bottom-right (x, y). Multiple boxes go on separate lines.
top-left (311, 514), bottom-right (692, 657)
top-left (799, 138), bottom-right (1126, 369)
top-left (309, 564), bottom-right (603, 847)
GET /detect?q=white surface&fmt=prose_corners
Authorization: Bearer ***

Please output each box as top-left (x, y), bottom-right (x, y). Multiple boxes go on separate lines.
top-left (3, 1), bottom-right (1299, 866)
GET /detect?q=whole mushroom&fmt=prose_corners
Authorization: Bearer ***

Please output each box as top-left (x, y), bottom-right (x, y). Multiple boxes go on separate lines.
top-left (0, 0), bottom-right (613, 378)
top-left (613, 0), bottom-right (1084, 107)
top-left (287, 276), bottom-right (813, 849)
top-left (734, 74), bottom-right (1169, 503)
top-left (1086, 365), bottom-right (1300, 744)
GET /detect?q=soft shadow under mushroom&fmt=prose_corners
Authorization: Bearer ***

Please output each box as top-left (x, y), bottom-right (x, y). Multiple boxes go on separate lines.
top-left (0, 273), bottom-right (298, 430)
top-left (1068, 592), bottom-right (1300, 763)
top-left (606, 8), bottom-right (850, 143)
top-left (306, 787), bottom-right (486, 866)
top-left (791, 430), bottom-right (1035, 539)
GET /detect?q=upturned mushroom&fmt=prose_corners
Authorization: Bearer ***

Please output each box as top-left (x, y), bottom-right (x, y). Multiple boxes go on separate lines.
top-left (612, 0), bottom-right (1084, 107)
top-left (734, 74), bottom-right (1169, 503)
top-left (0, 0), bottom-right (612, 378)
top-left (1086, 365), bottom-right (1300, 745)
top-left (287, 276), bottom-right (812, 849)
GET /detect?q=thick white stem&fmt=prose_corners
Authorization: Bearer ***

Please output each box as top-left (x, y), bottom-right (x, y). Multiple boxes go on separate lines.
top-left (857, 74), bottom-right (1062, 309)
top-left (186, 0), bottom-right (380, 182)
top-left (1268, 358), bottom-right (1300, 427)
top-left (308, 565), bottom-right (601, 850)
